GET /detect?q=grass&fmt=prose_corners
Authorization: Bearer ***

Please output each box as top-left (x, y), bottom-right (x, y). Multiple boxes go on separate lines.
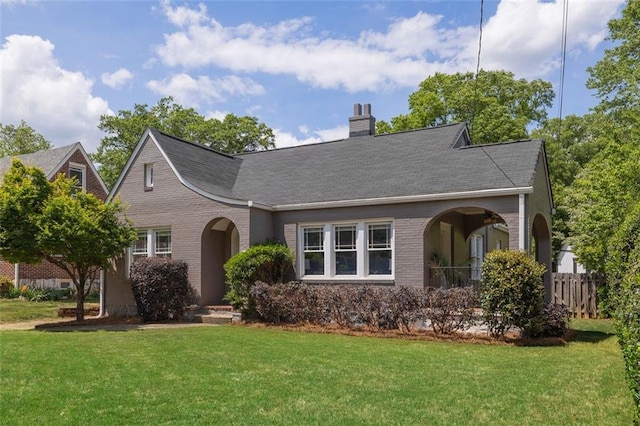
top-left (0, 318), bottom-right (633, 425)
top-left (0, 299), bottom-right (80, 323)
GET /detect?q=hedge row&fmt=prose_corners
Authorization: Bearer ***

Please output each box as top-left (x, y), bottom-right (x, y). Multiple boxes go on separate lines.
top-left (250, 282), bottom-right (479, 335)
top-left (250, 282), bottom-right (570, 338)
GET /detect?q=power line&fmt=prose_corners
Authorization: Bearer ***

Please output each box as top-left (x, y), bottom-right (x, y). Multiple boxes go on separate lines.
top-left (557, 0), bottom-right (569, 141)
top-left (470, 0), bottom-right (484, 143)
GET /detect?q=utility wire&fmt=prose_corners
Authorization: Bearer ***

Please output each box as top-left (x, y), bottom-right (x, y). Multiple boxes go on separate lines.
top-left (470, 0), bottom-right (484, 143)
top-left (557, 0), bottom-right (569, 142)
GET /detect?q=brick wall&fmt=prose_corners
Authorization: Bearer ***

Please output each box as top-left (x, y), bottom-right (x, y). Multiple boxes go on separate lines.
top-left (53, 149), bottom-right (108, 201)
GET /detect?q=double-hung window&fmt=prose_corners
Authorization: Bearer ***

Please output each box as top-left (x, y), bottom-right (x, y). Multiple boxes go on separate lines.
top-left (335, 225), bottom-right (357, 275)
top-left (154, 230), bottom-right (172, 257)
top-left (368, 223), bottom-right (392, 275)
top-left (303, 227), bottom-right (324, 275)
top-left (299, 220), bottom-right (394, 280)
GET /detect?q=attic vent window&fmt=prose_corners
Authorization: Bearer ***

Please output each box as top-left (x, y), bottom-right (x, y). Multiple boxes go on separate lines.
top-left (144, 163), bottom-right (154, 190)
top-left (68, 163), bottom-right (86, 191)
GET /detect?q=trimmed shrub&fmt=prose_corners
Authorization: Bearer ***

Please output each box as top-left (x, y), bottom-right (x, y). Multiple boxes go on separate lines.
top-left (130, 257), bottom-right (197, 322)
top-left (480, 250), bottom-right (546, 338)
top-left (0, 276), bottom-right (14, 298)
top-left (540, 303), bottom-right (570, 337)
top-left (224, 241), bottom-right (293, 312)
top-left (423, 287), bottom-right (478, 335)
top-left (250, 283), bottom-right (478, 334)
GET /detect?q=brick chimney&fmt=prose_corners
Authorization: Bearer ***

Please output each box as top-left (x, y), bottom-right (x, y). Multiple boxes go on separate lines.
top-left (349, 103), bottom-right (376, 137)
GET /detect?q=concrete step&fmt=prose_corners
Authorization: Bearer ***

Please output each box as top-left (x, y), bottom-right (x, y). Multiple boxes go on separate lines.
top-left (198, 313), bottom-right (235, 325)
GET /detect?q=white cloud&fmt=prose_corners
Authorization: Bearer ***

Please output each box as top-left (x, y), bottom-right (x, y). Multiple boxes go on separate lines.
top-left (205, 110), bottom-right (229, 121)
top-left (0, 35), bottom-right (111, 152)
top-left (469, 0), bottom-right (625, 78)
top-left (155, 0), bottom-right (622, 92)
top-left (146, 73), bottom-right (265, 108)
top-left (101, 68), bottom-right (133, 89)
top-left (274, 124), bottom-right (348, 149)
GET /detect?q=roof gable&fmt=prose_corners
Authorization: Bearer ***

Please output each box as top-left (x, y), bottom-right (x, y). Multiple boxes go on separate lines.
top-left (0, 143), bottom-right (108, 195)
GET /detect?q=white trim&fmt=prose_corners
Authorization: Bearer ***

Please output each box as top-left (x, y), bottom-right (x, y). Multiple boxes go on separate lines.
top-left (273, 187), bottom-right (534, 211)
top-left (99, 269), bottom-right (105, 317)
top-left (519, 193), bottom-right (526, 250)
top-left (298, 219), bottom-right (395, 280)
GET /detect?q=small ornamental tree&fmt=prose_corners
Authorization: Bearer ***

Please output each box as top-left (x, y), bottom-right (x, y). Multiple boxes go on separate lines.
top-left (480, 250), bottom-right (546, 338)
top-left (223, 241), bottom-right (293, 312)
top-left (0, 159), bottom-right (137, 321)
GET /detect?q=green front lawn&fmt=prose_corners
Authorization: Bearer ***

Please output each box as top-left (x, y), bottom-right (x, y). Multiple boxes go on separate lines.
top-left (0, 299), bottom-right (84, 323)
top-left (0, 319), bottom-right (633, 425)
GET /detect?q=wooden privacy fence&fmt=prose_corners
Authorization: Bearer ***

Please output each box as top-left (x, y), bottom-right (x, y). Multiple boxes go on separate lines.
top-left (551, 272), bottom-right (603, 318)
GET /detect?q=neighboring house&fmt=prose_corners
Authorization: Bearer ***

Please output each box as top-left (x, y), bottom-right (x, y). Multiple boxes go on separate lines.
top-left (0, 143), bottom-right (109, 288)
top-left (557, 244), bottom-right (587, 273)
top-left (104, 104), bottom-right (554, 316)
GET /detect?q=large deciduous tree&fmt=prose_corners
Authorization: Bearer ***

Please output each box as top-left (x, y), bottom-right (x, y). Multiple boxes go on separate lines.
top-left (0, 160), bottom-right (137, 321)
top-left (0, 120), bottom-right (53, 157)
top-left (93, 97), bottom-right (276, 188)
top-left (570, 1), bottom-right (640, 417)
top-left (377, 70), bottom-right (554, 144)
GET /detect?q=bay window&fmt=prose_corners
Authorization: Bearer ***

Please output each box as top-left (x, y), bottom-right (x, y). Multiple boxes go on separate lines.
top-left (299, 220), bottom-right (393, 279)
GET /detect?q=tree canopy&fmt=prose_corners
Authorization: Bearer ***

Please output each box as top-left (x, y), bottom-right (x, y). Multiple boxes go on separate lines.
top-left (0, 120), bottom-right (53, 157)
top-left (377, 70), bottom-right (554, 144)
top-left (92, 97), bottom-right (276, 188)
top-left (0, 160), bottom-right (137, 320)
top-left (587, 0), bottom-right (640, 126)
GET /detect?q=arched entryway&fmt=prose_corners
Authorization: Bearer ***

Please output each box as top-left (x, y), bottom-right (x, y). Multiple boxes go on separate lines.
top-left (200, 218), bottom-right (240, 305)
top-left (532, 213), bottom-right (552, 301)
top-left (424, 207), bottom-right (509, 289)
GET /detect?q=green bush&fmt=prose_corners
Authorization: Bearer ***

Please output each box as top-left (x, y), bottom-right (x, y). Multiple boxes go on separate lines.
top-left (130, 257), bottom-right (197, 322)
top-left (480, 250), bottom-right (546, 338)
top-left (0, 276), bottom-right (14, 298)
top-left (223, 241), bottom-right (293, 312)
top-left (607, 202), bottom-right (640, 422)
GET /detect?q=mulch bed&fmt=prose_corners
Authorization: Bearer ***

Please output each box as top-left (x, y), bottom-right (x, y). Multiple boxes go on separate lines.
top-left (33, 315), bottom-right (574, 345)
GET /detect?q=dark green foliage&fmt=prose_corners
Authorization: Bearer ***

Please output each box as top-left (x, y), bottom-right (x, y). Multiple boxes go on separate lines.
top-left (130, 258), bottom-right (197, 322)
top-left (540, 303), bottom-right (570, 337)
top-left (608, 202), bottom-right (640, 422)
top-left (480, 250), bottom-right (546, 338)
top-left (424, 287), bottom-right (478, 335)
top-left (223, 241), bottom-right (293, 312)
top-left (250, 283), bottom-right (478, 335)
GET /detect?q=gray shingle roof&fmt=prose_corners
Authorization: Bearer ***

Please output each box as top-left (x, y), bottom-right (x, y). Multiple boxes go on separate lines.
top-left (0, 143), bottom-right (79, 179)
top-left (152, 130), bottom-right (241, 199)
top-left (149, 123), bottom-right (544, 207)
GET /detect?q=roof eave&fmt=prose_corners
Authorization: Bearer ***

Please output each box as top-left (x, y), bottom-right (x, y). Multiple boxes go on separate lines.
top-left (271, 186), bottom-right (534, 211)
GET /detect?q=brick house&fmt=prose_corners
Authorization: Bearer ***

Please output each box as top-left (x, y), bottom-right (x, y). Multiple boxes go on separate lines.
top-left (0, 143), bottom-right (108, 288)
top-left (104, 104), bottom-right (553, 316)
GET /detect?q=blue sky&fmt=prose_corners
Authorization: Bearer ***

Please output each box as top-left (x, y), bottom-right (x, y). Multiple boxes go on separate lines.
top-left (0, 0), bottom-right (625, 152)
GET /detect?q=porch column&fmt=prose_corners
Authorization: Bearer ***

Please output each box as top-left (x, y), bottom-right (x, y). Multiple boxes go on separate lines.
top-left (518, 194), bottom-right (527, 251)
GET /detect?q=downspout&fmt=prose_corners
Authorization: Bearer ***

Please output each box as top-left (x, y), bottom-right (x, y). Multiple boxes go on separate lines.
top-left (518, 193), bottom-right (526, 251)
top-left (14, 263), bottom-right (19, 289)
top-left (99, 269), bottom-right (105, 317)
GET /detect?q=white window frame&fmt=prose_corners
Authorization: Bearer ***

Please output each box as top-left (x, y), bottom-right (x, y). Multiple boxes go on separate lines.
top-left (127, 228), bottom-right (172, 276)
top-left (298, 220), bottom-right (394, 280)
top-left (144, 163), bottom-right (154, 189)
top-left (68, 162), bottom-right (86, 191)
